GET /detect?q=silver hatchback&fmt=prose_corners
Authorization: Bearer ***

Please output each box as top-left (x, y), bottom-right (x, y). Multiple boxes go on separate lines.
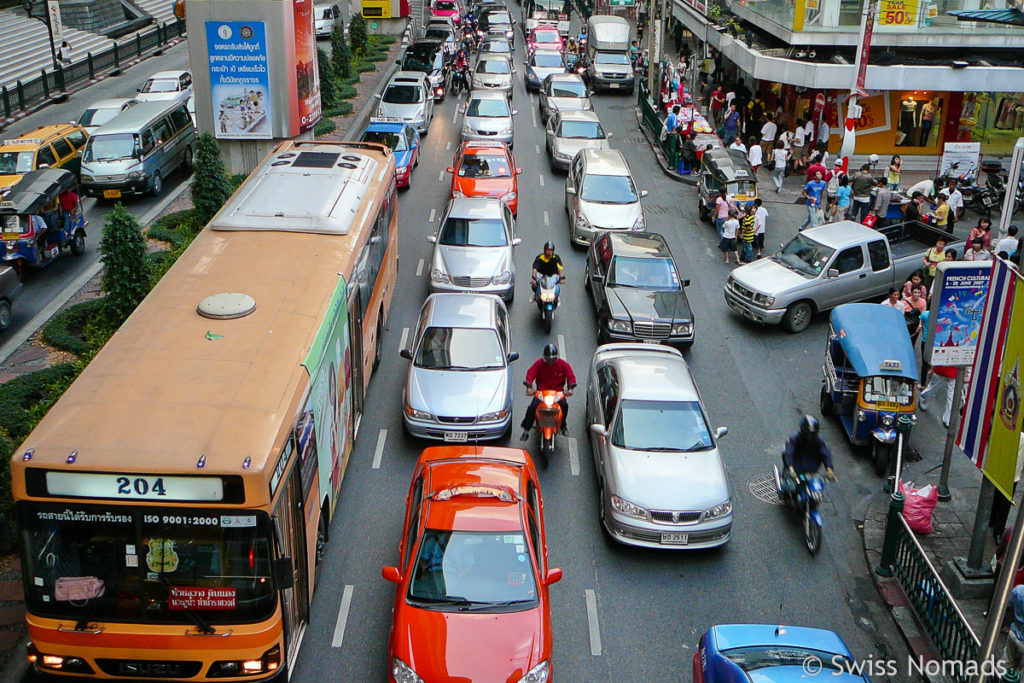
top-left (539, 73), bottom-right (592, 122)
top-left (461, 90), bottom-right (517, 146)
top-left (545, 110), bottom-right (611, 171)
top-left (586, 344), bottom-right (732, 549)
top-left (428, 197), bottom-right (520, 301)
top-left (376, 72), bottom-right (434, 133)
top-left (401, 293), bottom-right (519, 441)
top-left (471, 54), bottom-right (515, 95)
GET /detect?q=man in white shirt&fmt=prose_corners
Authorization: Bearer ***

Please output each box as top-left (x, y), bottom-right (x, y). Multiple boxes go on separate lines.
top-left (938, 179), bottom-right (964, 234)
top-left (792, 120), bottom-right (807, 173)
top-left (906, 178), bottom-right (935, 199)
top-left (759, 114), bottom-right (777, 164)
top-left (753, 198), bottom-right (768, 257)
top-left (818, 120), bottom-right (830, 146)
top-left (995, 226), bottom-right (1020, 258)
top-left (729, 138), bottom-right (747, 153)
top-left (803, 119), bottom-right (815, 149)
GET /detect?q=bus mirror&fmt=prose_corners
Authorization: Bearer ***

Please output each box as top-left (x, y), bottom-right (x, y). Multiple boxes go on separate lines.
top-left (272, 557), bottom-right (294, 589)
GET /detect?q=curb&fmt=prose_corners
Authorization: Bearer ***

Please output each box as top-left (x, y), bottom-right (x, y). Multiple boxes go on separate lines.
top-left (343, 59), bottom-right (399, 140)
top-left (0, 631), bottom-right (27, 683)
top-left (632, 106), bottom-right (696, 186)
top-left (0, 178), bottom-right (191, 366)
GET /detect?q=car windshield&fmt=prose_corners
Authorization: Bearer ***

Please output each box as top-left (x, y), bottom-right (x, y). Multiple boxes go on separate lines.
top-left (425, 28), bottom-right (451, 40)
top-left (402, 46), bottom-right (439, 71)
top-left (612, 399), bottom-right (713, 451)
top-left (595, 52), bottom-right (630, 65)
top-left (383, 85), bottom-right (423, 104)
top-left (361, 130), bottom-right (407, 151)
top-left (863, 376), bottom-right (915, 406)
top-left (467, 98), bottom-right (510, 117)
top-left (478, 59), bottom-right (511, 74)
top-left (83, 133), bottom-right (137, 162)
top-left (408, 530), bottom-right (537, 609)
top-left (608, 256), bottom-right (678, 289)
top-left (549, 80), bottom-right (587, 98)
top-left (459, 154), bottom-right (512, 178)
top-left (439, 216), bottom-right (508, 246)
top-left (141, 78), bottom-right (180, 93)
top-left (415, 327), bottom-right (505, 370)
top-left (20, 503), bottom-right (276, 625)
top-left (489, 11), bottom-right (512, 23)
top-left (722, 646), bottom-right (854, 675)
top-left (0, 151), bottom-right (34, 175)
top-left (318, 7), bottom-right (333, 19)
top-left (534, 30), bottom-right (559, 42)
top-left (482, 40), bottom-right (511, 53)
top-left (78, 107), bottom-right (121, 127)
top-left (558, 120), bottom-right (604, 139)
top-left (531, 53), bottom-right (563, 68)
top-left (775, 233), bottom-right (835, 277)
top-left (580, 173), bottom-right (638, 203)
top-left (435, 0), bottom-right (457, 9)
top-left (727, 180), bottom-right (755, 195)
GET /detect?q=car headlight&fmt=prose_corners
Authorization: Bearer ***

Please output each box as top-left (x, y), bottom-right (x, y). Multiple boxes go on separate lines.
top-left (704, 500), bottom-right (732, 520)
top-left (553, 150), bottom-right (570, 159)
top-left (492, 270), bottom-right (511, 285)
top-left (430, 268), bottom-right (450, 284)
top-left (80, 172), bottom-right (94, 182)
top-left (481, 408), bottom-right (509, 421)
top-left (881, 414), bottom-right (896, 427)
top-left (452, 189), bottom-right (466, 197)
top-left (500, 127), bottom-right (513, 135)
top-left (671, 322), bottom-right (693, 336)
top-left (392, 657), bottom-right (424, 683)
top-left (396, 165), bottom-right (409, 175)
top-left (610, 494), bottom-right (647, 519)
top-left (753, 292), bottom-right (775, 307)
top-left (127, 170), bottom-right (146, 180)
top-left (575, 211), bottom-right (590, 229)
top-left (500, 192), bottom-right (517, 202)
top-left (632, 215), bottom-right (645, 231)
top-left (405, 405), bottom-right (433, 420)
top-left (607, 318), bottom-right (630, 333)
top-left (518, 660), bottom-right (551, 683)
top-left (462, 124), bottom-right (473, 135)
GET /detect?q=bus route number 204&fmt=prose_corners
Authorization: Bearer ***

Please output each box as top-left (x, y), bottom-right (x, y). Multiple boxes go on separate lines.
top-left (117, 476), bottom-right (167, 497)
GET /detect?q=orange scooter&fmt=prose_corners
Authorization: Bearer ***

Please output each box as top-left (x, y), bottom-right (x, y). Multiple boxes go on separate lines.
top-left (530, 388), bottom-right (568, 468)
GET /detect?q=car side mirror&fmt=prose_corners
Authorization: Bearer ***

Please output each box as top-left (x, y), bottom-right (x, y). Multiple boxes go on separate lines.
top-left (606, 131), bottom-right (614, 138)
top-left (683, 278), bottom-right (691, 287)
top-left (382, 566), bottom-right (403, 583)
top-left (512, 237), bottom-right (522, 246)
top-left (459, 105), bottom-right (467, 113)
top-left (426, 234), bottom-right (437, 243)
top-left (136, 87), bottom-right (142, 92)
top-left (715, 426), bottom-right (728, 439)
top-left (375, 93), bottom-right (382, 98)
top-left (545, 568), bottom-right (563, 585)
top-left (516, 167), bottom-right (523, 174)
top-left (446, 166), bottom-right (454, 173)
top-left (395, 59), bottom-right (402, 65)
top-left (827, 268), bottom-right (839, 279)
top-left (400, 348), bottom-right (413, 360)
top-left (590, 423), bottom-right (606, 437)
top-left (566, 187), bottom-right (576, 195)
top-left (272, 557), bottom-right (294, 589)
top-left (512, 109), bottom-right (519, 115)
top-left (640, 190), bottom-right (649, 198)
top-left (507, 351), bottom-right (520, 362)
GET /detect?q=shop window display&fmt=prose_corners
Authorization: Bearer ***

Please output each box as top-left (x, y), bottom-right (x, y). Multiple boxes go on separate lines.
top-left (896, 92), bottom-right (942, 148)
top-left (960, 92), bottom-right (1024, 154)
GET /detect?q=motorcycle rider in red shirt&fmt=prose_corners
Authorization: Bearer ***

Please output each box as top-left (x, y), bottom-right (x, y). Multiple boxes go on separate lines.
top-left (520, 343), bottom-right (576, 440)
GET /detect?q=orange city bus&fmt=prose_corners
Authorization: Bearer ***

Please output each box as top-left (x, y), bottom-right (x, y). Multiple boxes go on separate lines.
top-left (9, 140), bottom-right (397, 681)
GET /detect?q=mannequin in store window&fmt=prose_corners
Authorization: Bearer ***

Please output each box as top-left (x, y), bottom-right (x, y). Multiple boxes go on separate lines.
top-left (920, 98), bottom-right (941, 148)
top-left (898, 96), bottom-right (920, 146)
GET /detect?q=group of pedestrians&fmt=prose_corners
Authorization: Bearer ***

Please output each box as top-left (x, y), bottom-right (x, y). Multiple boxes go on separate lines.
top-left (714, 191), bottom-right (768, 265)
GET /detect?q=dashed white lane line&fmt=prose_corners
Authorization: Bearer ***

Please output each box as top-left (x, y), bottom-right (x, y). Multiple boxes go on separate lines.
top-left (416, 258), bottom-right (425, 277)
top-left (452, 106), bottom-right (459, 124)
top-left (399, 326), bottom-right (410, 352)
top-left (536, 144), bottom-right (541, 154)
top-left (446, 140), bottom-right (452, 151)
top-left (568, 437), bottom-right (579, 476)
top-left (584, 589), bottom-right (602, 656)
top-left (539, 175), bottom-right (545, 187)
top-left (557, 334), bottom-right (567, 363)
top-left (531, 107), bottom-right (537, 128)
top-left (543, 210), bottom-right (549, 227)
top-left (331, 585), bottom-right (355, 648)
top-left (437, 169), bottom-right (444, 182)
top-left (372, 429), bottom-right (387, 469)
top-left (429, 208), bottom-right (436, 222)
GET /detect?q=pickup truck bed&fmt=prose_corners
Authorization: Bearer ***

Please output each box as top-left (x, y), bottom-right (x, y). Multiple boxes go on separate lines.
top-left (879, 221), bottom-right (953, 262)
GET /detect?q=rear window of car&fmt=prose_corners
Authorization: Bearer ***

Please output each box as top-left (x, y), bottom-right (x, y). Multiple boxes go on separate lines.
top-left (384, 85), bottom-right (424, 104)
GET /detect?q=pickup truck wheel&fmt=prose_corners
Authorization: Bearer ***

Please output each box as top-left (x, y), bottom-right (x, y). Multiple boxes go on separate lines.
top-left (782, 301), bottom-right (813, 334)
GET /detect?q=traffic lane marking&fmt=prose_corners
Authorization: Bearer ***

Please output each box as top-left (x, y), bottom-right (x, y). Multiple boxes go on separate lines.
top-left (332, 584), bottom-right (355, 648)
top-left (584, 589), bottom-right (602, 656)
top-left (372, 429), bottom-right (387, 470)
top-left (416, 258), bottom-right (425, 277)
top-left (399, 326), bottom-right (410, 352)
top-left (568, 436), bottom-right (579, 476)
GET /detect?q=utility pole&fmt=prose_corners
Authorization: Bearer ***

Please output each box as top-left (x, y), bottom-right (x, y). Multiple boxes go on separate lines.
top-left (646, 0), bottom-right (662, 96)
top-left (22, 0), bottom-right (60, 73)
top-left (838, 0), bottom-right (879, 173)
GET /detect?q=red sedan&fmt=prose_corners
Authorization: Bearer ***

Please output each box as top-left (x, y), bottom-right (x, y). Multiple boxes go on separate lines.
top-left (447, 141), bottom-right (522, 216)
top-left (528, 26), bottom-right (564, 54)
top-left (383, 446), bottom-right (562, 683)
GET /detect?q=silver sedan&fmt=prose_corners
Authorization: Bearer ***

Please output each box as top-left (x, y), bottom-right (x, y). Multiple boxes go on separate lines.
top-left (471, 54), bottom-right (515, 95)
top-left (586, 343), bottom-right (732, 549)
top-left (538, 73), bottom-right (592, 122)
top-left (545, 110), bottom-right (612, 171)
top-left (461, 90), bottom-right (517, 146)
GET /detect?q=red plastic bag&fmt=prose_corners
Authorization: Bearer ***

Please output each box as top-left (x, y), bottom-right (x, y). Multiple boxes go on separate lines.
top-left (862, 213), bottom-right (878, 229)
top-left (900, 481), bottom-right (939, 534)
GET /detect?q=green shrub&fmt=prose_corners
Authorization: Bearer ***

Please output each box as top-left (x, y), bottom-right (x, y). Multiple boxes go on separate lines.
top-left (365, 50), bottom-right (389, 63)
top-left (341, 73), bottom-right (361, 85)
top-left (40, 298), bottom-right (106, 356)
top-left (315, 118), bottom-right (337, 138)
top-left (100, 204), bottom-right (151, 326)
top-left (0, 363), bottom-right (78, 442)
top-left (337, 83), bottom-right (357, 100)
top-left (146, 250), bottom-right (175, 274)
top-left (147, 209), bottom-right (197, 248)
top-left (190, 133), bottom-right (232, 227)
top-left (318, 47), bottom-right (337, 110)
top-left (354, 60), bottom-right (375, 73)
top-left (349, 13), bottom-right (368, 56)
top-left (331, 22), bottom-right (352, 79)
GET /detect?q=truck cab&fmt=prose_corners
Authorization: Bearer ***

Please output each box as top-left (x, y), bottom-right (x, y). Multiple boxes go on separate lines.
top-left (584, 15), bottom-right (633, 93)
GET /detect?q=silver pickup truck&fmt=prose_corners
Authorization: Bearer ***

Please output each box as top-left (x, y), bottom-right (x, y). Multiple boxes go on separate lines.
top-left (724, 220), bottom-right (964, 333)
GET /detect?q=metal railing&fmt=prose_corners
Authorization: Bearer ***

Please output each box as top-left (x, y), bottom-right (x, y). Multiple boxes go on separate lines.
top-left (637, 80), bottom-right (671, 160)
top-left (1, 18), bottom-right (186, 123)
top-left (877, 492), bottom-right (983, 682)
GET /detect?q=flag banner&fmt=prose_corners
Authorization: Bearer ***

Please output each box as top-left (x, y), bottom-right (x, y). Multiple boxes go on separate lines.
top-left (986, 269), bottom-right (1024, 499)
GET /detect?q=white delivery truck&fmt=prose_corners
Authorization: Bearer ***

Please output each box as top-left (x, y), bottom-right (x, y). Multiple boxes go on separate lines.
top-left (585, 15), bottom-right (633, 93)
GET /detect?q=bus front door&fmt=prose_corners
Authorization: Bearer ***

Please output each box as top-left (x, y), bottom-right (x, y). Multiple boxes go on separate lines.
top-left (347, 287), bottom-right (364, 435)
top-left (275, 467), bottom-right (310, 673)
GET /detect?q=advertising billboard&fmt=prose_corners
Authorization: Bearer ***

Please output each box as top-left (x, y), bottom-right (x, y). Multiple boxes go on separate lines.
top-left (925, 261), bottom-right (992, 367)
top-left (291, 0), bottom-right (321, 134)
top-left (205, 21), bottom-right (272, 139)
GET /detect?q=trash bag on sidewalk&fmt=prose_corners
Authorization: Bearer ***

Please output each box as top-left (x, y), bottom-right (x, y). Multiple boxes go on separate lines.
top-left (900, 481), bottom-right (939, 534)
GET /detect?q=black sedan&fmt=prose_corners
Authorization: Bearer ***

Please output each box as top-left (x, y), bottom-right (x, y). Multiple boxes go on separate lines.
top-left (584, 231), bottom-right (695, 349)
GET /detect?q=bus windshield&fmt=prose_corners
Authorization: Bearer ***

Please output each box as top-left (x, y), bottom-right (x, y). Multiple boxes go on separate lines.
top-left (20, 503), bottom-right (277, 625)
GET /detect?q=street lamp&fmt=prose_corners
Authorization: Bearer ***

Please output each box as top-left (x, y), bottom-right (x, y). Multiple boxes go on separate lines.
top-left (22, 0), bottom-right (61, 74)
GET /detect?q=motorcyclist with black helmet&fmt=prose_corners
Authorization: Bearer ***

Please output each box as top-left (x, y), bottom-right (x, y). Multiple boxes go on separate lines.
top-left (531, 240), bottom-right (564, 299)
top-left (520, 343), bottom-right (576, 441)
top-left (782, 415), bottom-right (836, 484)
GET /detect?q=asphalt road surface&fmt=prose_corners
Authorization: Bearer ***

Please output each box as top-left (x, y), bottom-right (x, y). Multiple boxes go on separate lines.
top-left (290, 14), bottom-right (913, 683)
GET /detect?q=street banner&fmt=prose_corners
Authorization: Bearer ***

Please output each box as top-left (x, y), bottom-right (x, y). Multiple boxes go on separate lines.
top-left (46, 1), bottom-right (63, 46)
top-left (958, 258), bottom-right (1017, 471)
top-left (291, 0), bottom-right (321, 134)
top-left (925, 261), bottom-right (992, 366)
top-left (986, 268), bottom-right (1024, 499)
top-left (939, 141), bottom-right (981, 179)
top-left (205, 21), bottom-right (273, 139)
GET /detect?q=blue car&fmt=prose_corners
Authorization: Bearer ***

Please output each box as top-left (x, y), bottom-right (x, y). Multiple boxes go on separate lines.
top-left (358, 117), bottom-right (420, 187)
top-left (695, 624), bottom-right (871, 682)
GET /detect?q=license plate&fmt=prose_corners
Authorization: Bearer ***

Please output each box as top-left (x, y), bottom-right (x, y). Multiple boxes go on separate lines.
top-left (443, 431), bottom-right (468, 442)
top-left (103, 189), bottom-right (122, 199)
top-left (2, 232), bottom-right (20, 240)
top-left (642, 339), bottom-right (660, 344)
top-left (876, 401), bottom-right (901, 411)
top-left (609, 83), bottom-right (619, 89)
top-left (661, 532), bottom-right (689, 545)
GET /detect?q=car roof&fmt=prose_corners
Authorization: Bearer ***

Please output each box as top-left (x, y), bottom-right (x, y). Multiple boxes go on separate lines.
top-left (409, 38), bottom-right (444, 49)
top-left (581, 148), bottom-right (630, 175)
top-left (390, 71), bottom-right (429, 85)
top-left (477, 52), bottom-right (511, 62)
top-left (89, 101), bottom-right (185, 135)
top-left (446, 196), bottom-right (506, 218)
top-left (555, 110), bottom-right (600, 123)
top-left (710, 624), bottom-right (854, 658)
top-left (804, 220), bottom-right (884, 249)
top-left (419, 447), bottom-right (529, 532)
top-left (146, 70), bottom-right (188, 79)
top-left (460, 140), bottom-right (511, 155)
top-left (606, 231), bottom-right (671, 257)
top-left (596, 345), bottom-right (698, 401)
top-left (3, 124), bottom-right (82, 149)
top-left (422, 292), bottom-right (502, 328)
top-left (701, 147), bottom-right (754, 182)
top-left (548, 72), bottom-right (585, 83)
top-left (366, 117), bottom-right (411, 132)
top-left (467, 89), bottom-right (511, 102)
top-left (84, 98), bottom-right (134, 110)
top-left (530, 48), bottom-right (563, 57)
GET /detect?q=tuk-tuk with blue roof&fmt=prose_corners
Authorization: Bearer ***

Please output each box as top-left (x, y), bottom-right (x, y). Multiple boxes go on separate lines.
top-left (358, 117), bottom-right (421, 188)
top-left (820, 303), bottom-right (918, 475)
top-left (1, 168), bottom-right (87, 276)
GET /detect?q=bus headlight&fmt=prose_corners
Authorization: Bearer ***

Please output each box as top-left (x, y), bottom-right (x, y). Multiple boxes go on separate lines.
top-left (209, 645), bottom-right (281, 677)
top-left (28, 643), bottom-right (94, 674)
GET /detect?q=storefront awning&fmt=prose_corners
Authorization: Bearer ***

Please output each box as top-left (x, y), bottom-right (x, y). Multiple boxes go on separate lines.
top-left (948, 8), bottom-right (1024, 25)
